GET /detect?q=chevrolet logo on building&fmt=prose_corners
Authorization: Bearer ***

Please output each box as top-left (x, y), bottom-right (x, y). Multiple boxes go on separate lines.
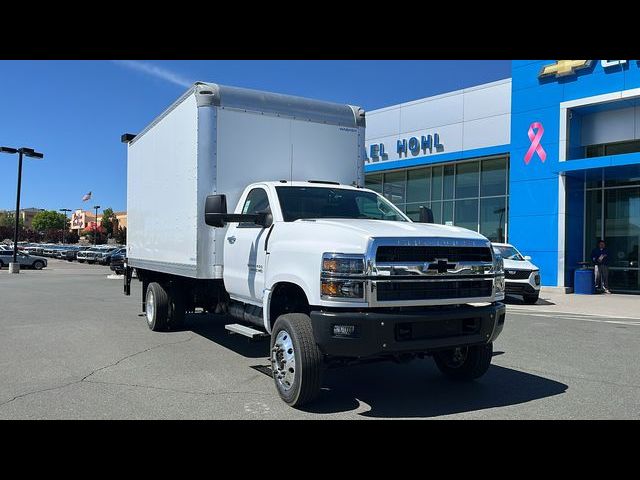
top-left (539, 60), bottom-right (592, 78)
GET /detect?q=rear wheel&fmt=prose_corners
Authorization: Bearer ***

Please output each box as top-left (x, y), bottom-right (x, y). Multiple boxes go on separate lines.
top-left (32, 261), bottom-right (44, 270)
top-left (146, 282), bottom-right (169, 332)
top-left (433, 343), bottom-right (493, 380)
top-left (523, 293), bottom-right (539, 304)
top-left (270, 313), bottom-right (323, 408)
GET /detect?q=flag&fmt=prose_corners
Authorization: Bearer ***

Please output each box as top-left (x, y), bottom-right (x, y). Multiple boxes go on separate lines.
top-left (82, 191), bottom-right (92, 202)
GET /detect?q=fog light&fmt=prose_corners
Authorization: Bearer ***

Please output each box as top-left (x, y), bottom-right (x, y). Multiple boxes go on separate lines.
top-left (534, 274), bottom-right (540, 286)
top-left (333, 325), bottom-right (356, 337)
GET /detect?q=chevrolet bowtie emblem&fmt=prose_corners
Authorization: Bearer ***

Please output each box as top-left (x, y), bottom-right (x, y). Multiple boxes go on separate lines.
top-left (539, 60), bottom-right (592, 79)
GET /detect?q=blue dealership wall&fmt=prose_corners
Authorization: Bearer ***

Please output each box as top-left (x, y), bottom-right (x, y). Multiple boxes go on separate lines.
top-left (509, 60), bottom-right (640, 287)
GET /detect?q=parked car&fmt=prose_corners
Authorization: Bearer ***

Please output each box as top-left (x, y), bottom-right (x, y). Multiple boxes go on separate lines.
top-left (99, 247), bottom-right (126, 265)
top-left (0, 250), bottom-right (47, 270)
top-left (492, 243), bottom-right (541, 304)
top-left (110, 251), bottom-right (126, 275)
top-left (77, 247), bottom-right (98, 263)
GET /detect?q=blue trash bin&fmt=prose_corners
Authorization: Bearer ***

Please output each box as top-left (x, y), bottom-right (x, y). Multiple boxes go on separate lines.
top-left (574, 266), bottom-right (594, 295)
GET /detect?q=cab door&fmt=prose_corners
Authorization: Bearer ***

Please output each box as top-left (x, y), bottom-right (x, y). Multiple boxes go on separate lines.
top-left (223, 187), bottom-right (272, 304)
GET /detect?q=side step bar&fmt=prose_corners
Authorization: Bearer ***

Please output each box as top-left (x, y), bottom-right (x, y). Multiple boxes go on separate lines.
top-left (225, 323), bottom-right (269, 340)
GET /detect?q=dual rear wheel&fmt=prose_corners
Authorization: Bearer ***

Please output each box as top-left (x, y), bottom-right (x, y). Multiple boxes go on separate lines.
top-left (145, 282), bottom-right (186, 332)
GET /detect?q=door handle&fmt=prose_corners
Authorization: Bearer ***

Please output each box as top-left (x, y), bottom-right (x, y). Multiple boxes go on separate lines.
top-left (227, 236), bottom-right (236, 244)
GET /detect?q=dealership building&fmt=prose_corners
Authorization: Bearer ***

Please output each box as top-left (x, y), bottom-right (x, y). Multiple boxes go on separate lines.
top-left (364, 60), bottom-right (640, 293)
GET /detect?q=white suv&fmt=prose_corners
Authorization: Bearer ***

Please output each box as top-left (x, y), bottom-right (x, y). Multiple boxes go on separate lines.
top-left (492, 243), bottom-right (541, 304)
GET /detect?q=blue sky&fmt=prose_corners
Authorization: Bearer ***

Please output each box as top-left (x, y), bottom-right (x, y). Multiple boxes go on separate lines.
top-left (0, 60), bottom-right (510, 213)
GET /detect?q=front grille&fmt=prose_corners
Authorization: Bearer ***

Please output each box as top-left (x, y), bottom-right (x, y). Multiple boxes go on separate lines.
top-left (505, 270), bottom-right (532, 280)
top-left (376, 246), bottom-right (492, 263)
top-left (376, 279), bottom-right (493, 301)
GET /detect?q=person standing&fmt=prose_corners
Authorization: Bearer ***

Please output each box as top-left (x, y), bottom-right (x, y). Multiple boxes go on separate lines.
top-left (591, 240), bottom-right (611, 294)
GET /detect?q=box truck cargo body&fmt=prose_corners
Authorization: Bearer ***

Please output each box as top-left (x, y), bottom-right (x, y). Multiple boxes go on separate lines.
top-left (126, 82), bottom-right (365, 279)
top-left (123, 82), bottom-right (506, 408)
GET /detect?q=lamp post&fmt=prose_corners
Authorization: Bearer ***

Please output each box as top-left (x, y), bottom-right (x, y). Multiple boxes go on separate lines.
top-left (93, 205), bottom-right (101, 246)
top-left (0, 146), bottom-right (44, 274)
top-left (59, 208), bottom-right (72, 245)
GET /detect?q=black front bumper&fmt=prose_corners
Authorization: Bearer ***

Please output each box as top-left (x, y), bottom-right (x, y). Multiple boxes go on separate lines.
top-left (505, 282), bottom-right (538, 295)
top-left (310, 303), bottom-right (506, 358)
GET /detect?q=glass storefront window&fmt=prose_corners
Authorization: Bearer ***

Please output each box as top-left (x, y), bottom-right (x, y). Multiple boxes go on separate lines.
top-left (406, 168), bottom-right (430, 204)
top-left (443, 201), bottom-right (454, 226)
top-left (383, 171), bottom-right (406, 205)
top-left (443, 165), bottom-right (455, 199)
top-left (432, 166), bottom-right (443, 201)
top-left (584, 189), bottom-right (603, 259)
top-left (431, 201), bottom-right (442, 224)
top-left (481, 158), bottom-right (507, 197)
top-left (480, 197), bottom-right (506, 242)
top-left (456, 161), bottom-right (479, 199)
top-left (365, 174), bottom-right (383, 194)
top-left (364, 155), bottom-right (509, 241)
top-left (405, 202), bottom-right (428, 222)
top-left (455, 199), bottom-right (478, 231)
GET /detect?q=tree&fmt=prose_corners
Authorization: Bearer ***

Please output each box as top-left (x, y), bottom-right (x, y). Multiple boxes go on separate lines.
top-left (100, 208), bottom-right (116, 237)
top-left (0, 211), bottom-right (23, 229)
top-left (115, 226), bottom-right (127, 244)
top-left (32, 210), bottom-right (66, 231)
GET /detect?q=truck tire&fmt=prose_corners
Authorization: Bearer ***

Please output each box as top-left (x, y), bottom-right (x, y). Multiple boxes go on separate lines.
top-left (523, 293), bottom-right (539, 304)
top-left (32, 261), bottom-right (45, 270)
top-left (146, 282), bottom-right (169, 332)
top-left (270, 313), bottom-right (323, 408)
top-left (433, 342), bottom-right (493, 380)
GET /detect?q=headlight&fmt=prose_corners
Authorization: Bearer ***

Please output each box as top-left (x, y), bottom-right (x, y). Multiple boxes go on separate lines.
top-left (322, 253), bottom-right (365, 275)
top-left (321, 253), bottom-right (366, 300)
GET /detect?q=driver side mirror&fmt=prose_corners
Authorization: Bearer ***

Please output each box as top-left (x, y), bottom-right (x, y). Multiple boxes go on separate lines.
top-left (204, 194), bottom-right (228, 227)
top-left (418, 206), bottom-right (434, 224)
top-left (524, 255), bottom-right (532, 261)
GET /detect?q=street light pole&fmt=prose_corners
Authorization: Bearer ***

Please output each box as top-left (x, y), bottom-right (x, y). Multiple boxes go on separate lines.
top-left (93, 205), bottom-right (101, 246)
top-left (59, 208), bottom-right (72, 244)
top-left (0, 146), bottom-right (44, 274)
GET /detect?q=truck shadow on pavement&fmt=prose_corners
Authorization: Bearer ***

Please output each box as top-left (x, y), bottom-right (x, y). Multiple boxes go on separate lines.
top-left (304, 359), bottom-right (568, 418)
top-left (182, 314), bottom-right (568, 418)
top-left (180, 313), bottom-right (269, 359)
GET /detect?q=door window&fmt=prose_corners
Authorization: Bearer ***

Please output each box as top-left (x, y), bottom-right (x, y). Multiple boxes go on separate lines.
top-left (240, 188), bottom-right (271, 228)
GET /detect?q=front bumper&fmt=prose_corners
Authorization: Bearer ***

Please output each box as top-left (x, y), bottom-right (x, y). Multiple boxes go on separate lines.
top-left (310, 302), bottom-right (505, 358)
top-left (505, 282), bottom-right (538, 295)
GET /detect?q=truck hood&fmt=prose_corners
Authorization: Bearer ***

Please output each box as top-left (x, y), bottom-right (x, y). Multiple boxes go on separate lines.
top-left (299, 219), bottom-right (490, 242)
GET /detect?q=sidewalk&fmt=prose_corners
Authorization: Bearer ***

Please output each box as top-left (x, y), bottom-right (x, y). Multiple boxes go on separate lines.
top-left (505, 290), bottom-right (640, 319)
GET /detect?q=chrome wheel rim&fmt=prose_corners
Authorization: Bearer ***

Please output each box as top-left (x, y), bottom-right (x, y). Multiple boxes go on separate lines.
top-left (146, 290), bottom-right (155, 325)
top-left (271, 330), bottom-right (296, 391)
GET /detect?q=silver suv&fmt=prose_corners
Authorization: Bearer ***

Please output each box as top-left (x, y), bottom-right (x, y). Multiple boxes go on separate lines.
top-left (0, 251), bottom-right (48, 270)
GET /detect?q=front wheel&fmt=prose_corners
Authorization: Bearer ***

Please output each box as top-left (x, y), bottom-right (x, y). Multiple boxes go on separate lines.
top-left (523, 293), bottom-right (539, 304)
top-left (32, 261), bottom-right (45, 270)
top-left (433, 343), bottom-right (493, 380)
top-left (270, 313), bottom-right (323, 408)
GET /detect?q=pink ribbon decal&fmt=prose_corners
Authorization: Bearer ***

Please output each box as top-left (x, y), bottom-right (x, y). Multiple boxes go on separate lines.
top-left (524, 122), bottom-right (547, 164)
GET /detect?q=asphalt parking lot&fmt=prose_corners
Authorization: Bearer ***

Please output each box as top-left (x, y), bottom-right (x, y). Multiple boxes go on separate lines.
top-left (0, 259), bottom-right (639, 419)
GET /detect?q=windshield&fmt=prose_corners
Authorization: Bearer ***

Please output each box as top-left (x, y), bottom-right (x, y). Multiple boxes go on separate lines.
top-left (493, 245), bottom-right (524, 261)
top-left (276, 186), bottom-right (409, 222)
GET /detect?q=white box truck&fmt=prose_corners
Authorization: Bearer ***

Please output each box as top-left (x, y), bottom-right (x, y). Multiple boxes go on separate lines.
top-left (122, 82), bottom-right (506, 407)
